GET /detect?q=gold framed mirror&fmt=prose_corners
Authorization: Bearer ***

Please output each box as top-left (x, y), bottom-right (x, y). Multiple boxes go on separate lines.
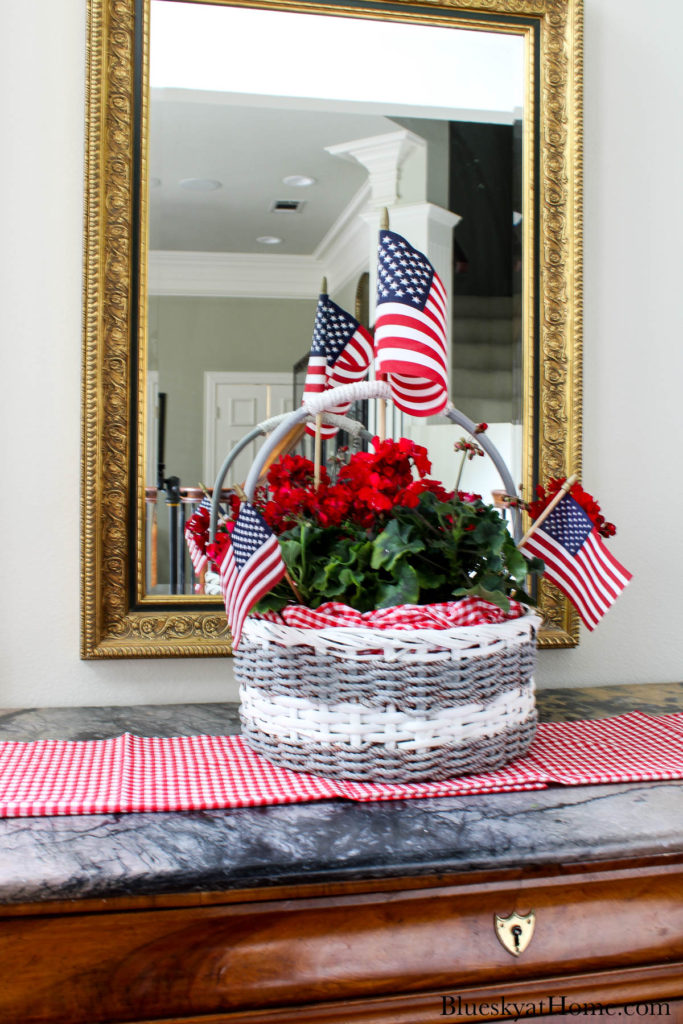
top-left (82, 0), bottom-right (582, 658)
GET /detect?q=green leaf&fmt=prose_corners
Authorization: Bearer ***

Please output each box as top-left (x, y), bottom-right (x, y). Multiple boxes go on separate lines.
top-left (253, 586), bottom-right (289, 613)
top-left (471, 516), bottom-right (506, 555)
top-left (376, 561), bottom-right (420, 608)
top-left (451, 583), bottom-right (510, 612)
top-left (503, 543), bottom-right (531, 582)
top-left (414, 566), bottom-right (447, 590)
top-left (278, 539), bottom-right (302, 569)
top-left (370, 519), bottom-right (424, 572)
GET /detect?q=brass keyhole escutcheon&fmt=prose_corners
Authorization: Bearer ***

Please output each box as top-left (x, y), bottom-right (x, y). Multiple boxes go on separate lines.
top-left (494, 910), bottom-right (535, 957)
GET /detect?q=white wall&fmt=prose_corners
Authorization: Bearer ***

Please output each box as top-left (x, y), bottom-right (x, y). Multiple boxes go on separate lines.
top-left (537, 0), bottom-right (683, 686)
top-left (1, 0), bottom-right (681, 707)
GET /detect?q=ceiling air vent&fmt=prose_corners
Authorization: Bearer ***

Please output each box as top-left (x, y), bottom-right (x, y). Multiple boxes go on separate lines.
top-left (270, 199), bottom-right (306, 213)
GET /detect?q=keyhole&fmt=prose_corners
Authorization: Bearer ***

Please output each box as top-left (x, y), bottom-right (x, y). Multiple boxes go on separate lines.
top-left (511, 924), bottom-right (523, 951)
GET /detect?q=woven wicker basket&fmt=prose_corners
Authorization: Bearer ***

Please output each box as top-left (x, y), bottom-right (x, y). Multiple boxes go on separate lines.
top-left (234, 615), bottom-right (539, 782)
top-left (231, 380), bottom-right (538, 783)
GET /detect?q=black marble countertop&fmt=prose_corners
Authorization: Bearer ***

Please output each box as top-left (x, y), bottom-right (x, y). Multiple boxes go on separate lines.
top-left (0, 684), bottom-right (681, 907)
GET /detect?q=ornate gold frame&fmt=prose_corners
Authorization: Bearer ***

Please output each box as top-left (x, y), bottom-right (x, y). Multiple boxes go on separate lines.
top-left (82, 0), bottom-right (582, 658)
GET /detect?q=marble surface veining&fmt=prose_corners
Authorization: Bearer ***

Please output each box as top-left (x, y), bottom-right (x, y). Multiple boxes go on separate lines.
top-left (0, 702), bottom-right (242, 741)
top-left (0, 683), bottom-right (681, 906)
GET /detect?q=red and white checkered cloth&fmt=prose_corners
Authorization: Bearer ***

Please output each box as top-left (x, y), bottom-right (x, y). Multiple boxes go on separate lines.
top-left (258, 598), bottom-right (527, 630)
top-left (0, 712), bottom-right (681, 817)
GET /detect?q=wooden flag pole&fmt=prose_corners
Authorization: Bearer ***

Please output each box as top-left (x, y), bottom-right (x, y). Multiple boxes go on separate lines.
top-left (284, 569), bottom-right (303, 603)
top-left (313, 412), bottom-right (323, 489)
top-left (377, 397), bottom-right (386, 445)
top-left (313, 275), bottom-right (328, 489)
top-left (519, 473), bottom-right (578, 547)
top-left (376, 208), bottom-right (390, 443)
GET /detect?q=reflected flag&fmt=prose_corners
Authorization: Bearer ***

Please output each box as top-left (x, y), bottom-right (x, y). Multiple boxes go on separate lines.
top-left (302, 292), bottom-right (373, 437)
top-left (374, 229), bottom-right (449, 416)
top-left (184, 497), bottom-right (212, 577)
top-left (218, 503), bottom-right (286, 648)
top-left (520, 494), bottom-right (632, 630)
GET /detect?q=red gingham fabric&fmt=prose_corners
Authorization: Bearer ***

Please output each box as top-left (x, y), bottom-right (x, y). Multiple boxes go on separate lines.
top-left (258, 597), bottom-right (527, 631)
top-left (0, 712), bottom-right (681, 817)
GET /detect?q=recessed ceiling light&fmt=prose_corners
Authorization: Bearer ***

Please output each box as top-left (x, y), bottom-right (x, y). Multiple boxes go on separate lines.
top-left (282, 174), bottom-right (316, 188)
top-left (179, 178), bottom-right (222, 191)
top-left (256, 235), bottom-right (283, 245)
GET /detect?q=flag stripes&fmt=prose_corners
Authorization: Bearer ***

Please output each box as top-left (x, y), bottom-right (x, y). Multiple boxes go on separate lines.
top-left (184, 498), bottom-right (212, 576)
top-left (218, 504), bottom-right (286, 647)
top-left (374, 231), bottom-right (449, 416)
top-left (521, 495), bottom-right (631, 631)
top-left (302, 293), bottom-right (373, 438)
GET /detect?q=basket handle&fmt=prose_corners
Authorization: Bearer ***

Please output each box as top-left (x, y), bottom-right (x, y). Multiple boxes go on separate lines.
top-left (243, 381), bottom-right (392, 501)
top-left (242, 380), bottom-right (522, 542)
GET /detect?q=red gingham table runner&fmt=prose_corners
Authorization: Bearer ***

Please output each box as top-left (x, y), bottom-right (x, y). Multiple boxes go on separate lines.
top-left (0, 711), bottom-right (681, 817)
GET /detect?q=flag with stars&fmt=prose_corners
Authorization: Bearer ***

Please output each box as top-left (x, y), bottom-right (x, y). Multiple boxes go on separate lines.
top-left (520, 494), bottom-right (632, 630)
top-left (375, 229), bottom-right (449, 416)
top-left (302, 292), bottom-right (374, 438)
top-left (218, 503), bottom-right (286, 648)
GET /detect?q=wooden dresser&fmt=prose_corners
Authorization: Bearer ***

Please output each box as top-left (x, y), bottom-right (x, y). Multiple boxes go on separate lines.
top-left (0, 685), bottom-right (681, 1023)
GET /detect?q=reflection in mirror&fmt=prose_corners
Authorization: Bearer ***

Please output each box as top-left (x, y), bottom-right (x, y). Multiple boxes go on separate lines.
top-left (144, 0), bottom-right (525, 596)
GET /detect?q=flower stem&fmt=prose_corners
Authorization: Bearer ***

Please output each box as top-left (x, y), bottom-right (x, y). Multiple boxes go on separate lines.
top-left (454, 451), bottom-right (467, 493)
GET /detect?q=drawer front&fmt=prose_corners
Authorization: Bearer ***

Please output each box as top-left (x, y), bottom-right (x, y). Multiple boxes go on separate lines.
top-left (1, 863), bottom-right (682, 1023)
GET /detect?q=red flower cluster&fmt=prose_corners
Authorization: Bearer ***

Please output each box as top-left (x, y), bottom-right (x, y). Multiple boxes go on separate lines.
top-left (527, 477), bottom-right (617, 538)
top-left (186, 494), bottom-right (242, 571)
top-left (261, 438), bottom-right (454, 533)
top-left (454, 423), bottom-right (487, 460)
top-left (261, 455), bottom-right (331, 532)
top-left (206, 531), bottom-right (231, 567)
top-left (454, 438), bottom-right (485, 460)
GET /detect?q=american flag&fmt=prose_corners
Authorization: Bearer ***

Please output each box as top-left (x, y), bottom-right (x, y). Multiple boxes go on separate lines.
top-left (184, 497), bottom-right (212, 577)
top-left (302, 292), bottom-right (373, 438)
top-left (520, 494), bottom-right (632, 630)
top-left (374, 229), bottom-right (449, 416)
top-left (218, 502), bottom-right (286, 648)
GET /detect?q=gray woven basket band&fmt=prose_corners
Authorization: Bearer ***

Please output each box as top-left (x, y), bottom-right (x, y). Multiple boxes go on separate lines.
top-left (235, 634), bottom-right (536, 711)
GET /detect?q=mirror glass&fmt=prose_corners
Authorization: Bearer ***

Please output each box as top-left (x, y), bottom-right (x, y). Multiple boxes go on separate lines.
top-left (143, 0), bottom-right (526, 596)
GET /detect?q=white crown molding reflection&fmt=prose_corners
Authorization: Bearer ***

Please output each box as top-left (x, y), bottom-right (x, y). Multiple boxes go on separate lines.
top-left (147, 251), bottom-right (322, 299)
top-left (313, 181), bottom-right (371, 294)
top-left (148, 182), bottom-right (372, 299)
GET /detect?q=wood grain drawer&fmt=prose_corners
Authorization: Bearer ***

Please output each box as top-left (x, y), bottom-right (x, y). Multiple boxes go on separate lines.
top-left (1, 859), bottom-right (682, 1024)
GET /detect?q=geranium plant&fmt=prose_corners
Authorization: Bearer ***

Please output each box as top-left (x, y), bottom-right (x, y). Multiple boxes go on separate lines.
top-left (207, 438), bottom-right (544, 614)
